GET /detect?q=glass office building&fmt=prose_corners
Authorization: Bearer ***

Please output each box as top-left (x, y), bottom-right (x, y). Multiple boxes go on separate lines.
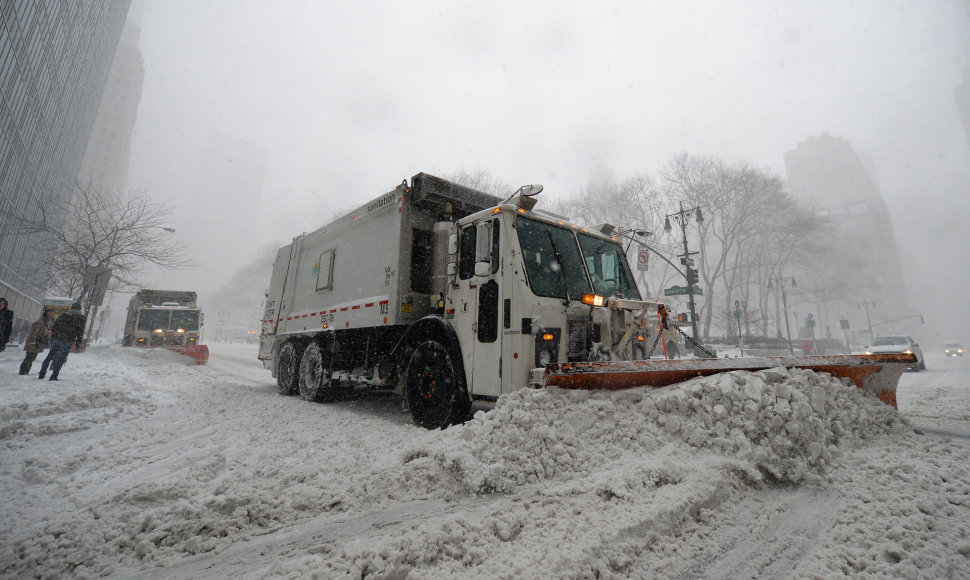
top-left (0, 1), bottom-right (130, 337)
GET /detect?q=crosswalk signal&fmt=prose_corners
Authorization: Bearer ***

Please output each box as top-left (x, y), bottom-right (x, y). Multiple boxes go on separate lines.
top-left (678, 313), bottom-right (688, 323)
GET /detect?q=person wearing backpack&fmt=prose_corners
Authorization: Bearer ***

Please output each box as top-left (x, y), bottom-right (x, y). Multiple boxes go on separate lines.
top-left (38, 303), bottom-right (86, 381)
top-left (20, 309), bottom-right (54, 375)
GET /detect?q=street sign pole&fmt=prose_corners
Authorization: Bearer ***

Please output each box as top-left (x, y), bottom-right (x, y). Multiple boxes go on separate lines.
top-left (735, 299), bottom-right (744, 357)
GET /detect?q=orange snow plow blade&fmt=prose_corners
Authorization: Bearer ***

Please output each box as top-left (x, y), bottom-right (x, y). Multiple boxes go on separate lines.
top-left (165, 344), bottom-right (210, 365)
top-left (541, 353), bottom-right (917, 409)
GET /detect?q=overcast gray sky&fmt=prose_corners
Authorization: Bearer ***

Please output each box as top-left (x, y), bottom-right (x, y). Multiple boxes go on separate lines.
top-left (126, 0), bottom-right (970, 342)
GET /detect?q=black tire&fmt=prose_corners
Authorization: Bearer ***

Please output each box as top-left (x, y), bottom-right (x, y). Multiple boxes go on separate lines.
top-left (299, 341), bottom-right (337, 403)
top-left (405, 340), bottom-right (470, 430)
top-left (277, 341), bottom-right (303, 396)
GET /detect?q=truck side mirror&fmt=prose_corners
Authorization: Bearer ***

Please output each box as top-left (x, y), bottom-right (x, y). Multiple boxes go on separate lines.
top-left (447, 233), bottom-right (458, 255)
top-left (475, 222), bottom-right (492, 277)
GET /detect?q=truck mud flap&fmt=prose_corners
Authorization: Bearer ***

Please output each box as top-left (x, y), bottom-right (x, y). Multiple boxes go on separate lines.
top-left (541, 353), bottom-right (917, 409)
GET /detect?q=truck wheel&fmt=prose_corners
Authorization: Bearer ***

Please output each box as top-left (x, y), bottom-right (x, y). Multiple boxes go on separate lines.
top-left (405, 340), bottom-right (469, 429)
top-left (277, 341), bottom-right (303, 396)
top-left (299, 341), bottom-right (337, 403)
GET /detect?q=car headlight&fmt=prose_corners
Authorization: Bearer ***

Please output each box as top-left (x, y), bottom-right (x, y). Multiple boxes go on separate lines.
top-left (865, 350), bottom-right (874, 355)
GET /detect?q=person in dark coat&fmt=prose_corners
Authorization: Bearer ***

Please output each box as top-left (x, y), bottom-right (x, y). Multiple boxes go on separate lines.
top-left (666, 338), bottom-right (680, 359)
top-left (20, 309), bottom-right (54, 375)
top-left (38, 302), bottom-right (86, 381)
top-left (0, 297), bottom-right (12, 352)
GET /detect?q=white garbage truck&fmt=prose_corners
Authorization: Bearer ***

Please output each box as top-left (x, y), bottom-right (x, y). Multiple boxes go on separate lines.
top-left (258, 172), bottom-right (912, 429)
top-left (258, 172), bottom-right (663, 427)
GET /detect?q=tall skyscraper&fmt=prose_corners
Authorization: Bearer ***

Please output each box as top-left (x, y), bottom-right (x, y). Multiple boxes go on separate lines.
top-left (784, 133), bottom-right (909, 338)
top-left (0, 1), bottom-right (131, 336)
top-left (955, 0), bottom-right (970, 151)
top-left (76, 14), bottom-right (144, 195)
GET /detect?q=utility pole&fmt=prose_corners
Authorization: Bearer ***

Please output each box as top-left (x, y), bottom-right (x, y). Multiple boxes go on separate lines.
top-left (664, 202), bottom-right (704, 346)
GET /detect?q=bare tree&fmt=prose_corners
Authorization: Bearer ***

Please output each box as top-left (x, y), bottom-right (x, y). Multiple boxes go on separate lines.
top-left (4, 182), bottom-right (189, 340)
top-left (659, 154), bottom-right (821, 338)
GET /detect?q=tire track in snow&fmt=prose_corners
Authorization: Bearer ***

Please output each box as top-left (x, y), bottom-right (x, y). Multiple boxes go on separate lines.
top-left (671, 485), bottom-right (842, 580)
top-left (133, 496), bottom-right (501, 579)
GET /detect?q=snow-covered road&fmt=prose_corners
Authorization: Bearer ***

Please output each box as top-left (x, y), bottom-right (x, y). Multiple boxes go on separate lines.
top-left (1, 344), bottom-right (968, 578)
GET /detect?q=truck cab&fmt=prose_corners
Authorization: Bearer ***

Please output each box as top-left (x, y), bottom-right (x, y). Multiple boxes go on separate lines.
top-left (447, 193), bottom-right (649, 400)
top-left (126, 302), bottom-right (204, 347)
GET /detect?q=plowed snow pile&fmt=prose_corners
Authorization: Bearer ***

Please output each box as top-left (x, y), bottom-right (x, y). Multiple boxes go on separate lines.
top-left (408, 367), bottom-right (903, 493)
top-left (2, 345), bottom-right (969, 579)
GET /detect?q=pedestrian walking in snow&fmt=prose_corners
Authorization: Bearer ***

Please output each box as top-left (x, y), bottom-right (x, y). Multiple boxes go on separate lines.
top-left (0, 297), bottom-right (12, 352)
top-left (666, 339), bottom-right (680, 359)
top-left (20, 309), bottom-right (54, 375)
top-left (38, 303), bottom-right (86, 381)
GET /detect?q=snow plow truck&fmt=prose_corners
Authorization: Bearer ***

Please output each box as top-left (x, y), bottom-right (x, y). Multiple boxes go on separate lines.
top-left (258, 172), bottom-right (915, 429)
top-left (123, 289), bottom-right (209, 364)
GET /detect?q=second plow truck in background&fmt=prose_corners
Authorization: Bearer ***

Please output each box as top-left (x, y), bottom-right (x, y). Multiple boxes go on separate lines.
top-left (259, 172), bottom-right (914, 429)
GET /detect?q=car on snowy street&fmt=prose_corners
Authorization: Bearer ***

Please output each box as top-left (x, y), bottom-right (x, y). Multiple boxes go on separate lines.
top-left (944, 342), bottom-right (965, 357)
top-left (865, 335), bottom-right (926, 371)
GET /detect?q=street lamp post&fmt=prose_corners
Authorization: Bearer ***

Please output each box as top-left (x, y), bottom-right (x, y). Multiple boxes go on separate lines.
top-left (859, 300), bottom-right (875, 341)
top-left (664, 201), bottom-right (704, 345)
top-left (768, 276), bottom-right (796, 355)
top-left (734, 299), bottom-right (744, 357)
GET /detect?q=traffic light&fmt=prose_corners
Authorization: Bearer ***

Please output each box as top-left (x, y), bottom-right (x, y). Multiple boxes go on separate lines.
top-left (686, 267), bottom-right (698, 286)
top-left (678, 313), bottom-right (689, 323)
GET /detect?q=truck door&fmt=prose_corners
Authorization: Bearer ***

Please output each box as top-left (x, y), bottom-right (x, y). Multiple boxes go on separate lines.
top-left (453, 218), bottom-right (504, 398)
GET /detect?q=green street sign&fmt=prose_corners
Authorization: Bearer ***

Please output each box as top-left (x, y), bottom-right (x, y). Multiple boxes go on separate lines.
top-left (664, 286), bottom-right (703, 296)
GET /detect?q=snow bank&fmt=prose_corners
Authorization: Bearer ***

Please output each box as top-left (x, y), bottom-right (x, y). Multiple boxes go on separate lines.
top-left (402, 366), bottom-right (905, 496)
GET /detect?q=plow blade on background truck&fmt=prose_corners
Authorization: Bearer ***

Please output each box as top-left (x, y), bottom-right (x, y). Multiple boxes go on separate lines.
top-left (161, 344), bottom-right (210, 365)
top-left (542, 353), bottom-right (917, 409)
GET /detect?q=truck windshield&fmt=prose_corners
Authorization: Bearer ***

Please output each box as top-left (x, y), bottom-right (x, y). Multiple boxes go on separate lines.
top-left (515, 216), bottom-right (591, 300)
top-left (577, 233), bottom-right (641, 300)
top-left (137, 309), bottom-right (171, 331)
top-left (172, 310), bottom-right (200, 331)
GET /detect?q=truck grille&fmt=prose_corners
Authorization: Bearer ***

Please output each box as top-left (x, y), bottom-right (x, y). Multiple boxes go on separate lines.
top-left (567, 316), bottom-right (587, 361)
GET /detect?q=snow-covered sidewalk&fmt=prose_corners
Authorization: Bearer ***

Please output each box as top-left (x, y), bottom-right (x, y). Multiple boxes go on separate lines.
top-left (1, 344), bottom-right (968, 578)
